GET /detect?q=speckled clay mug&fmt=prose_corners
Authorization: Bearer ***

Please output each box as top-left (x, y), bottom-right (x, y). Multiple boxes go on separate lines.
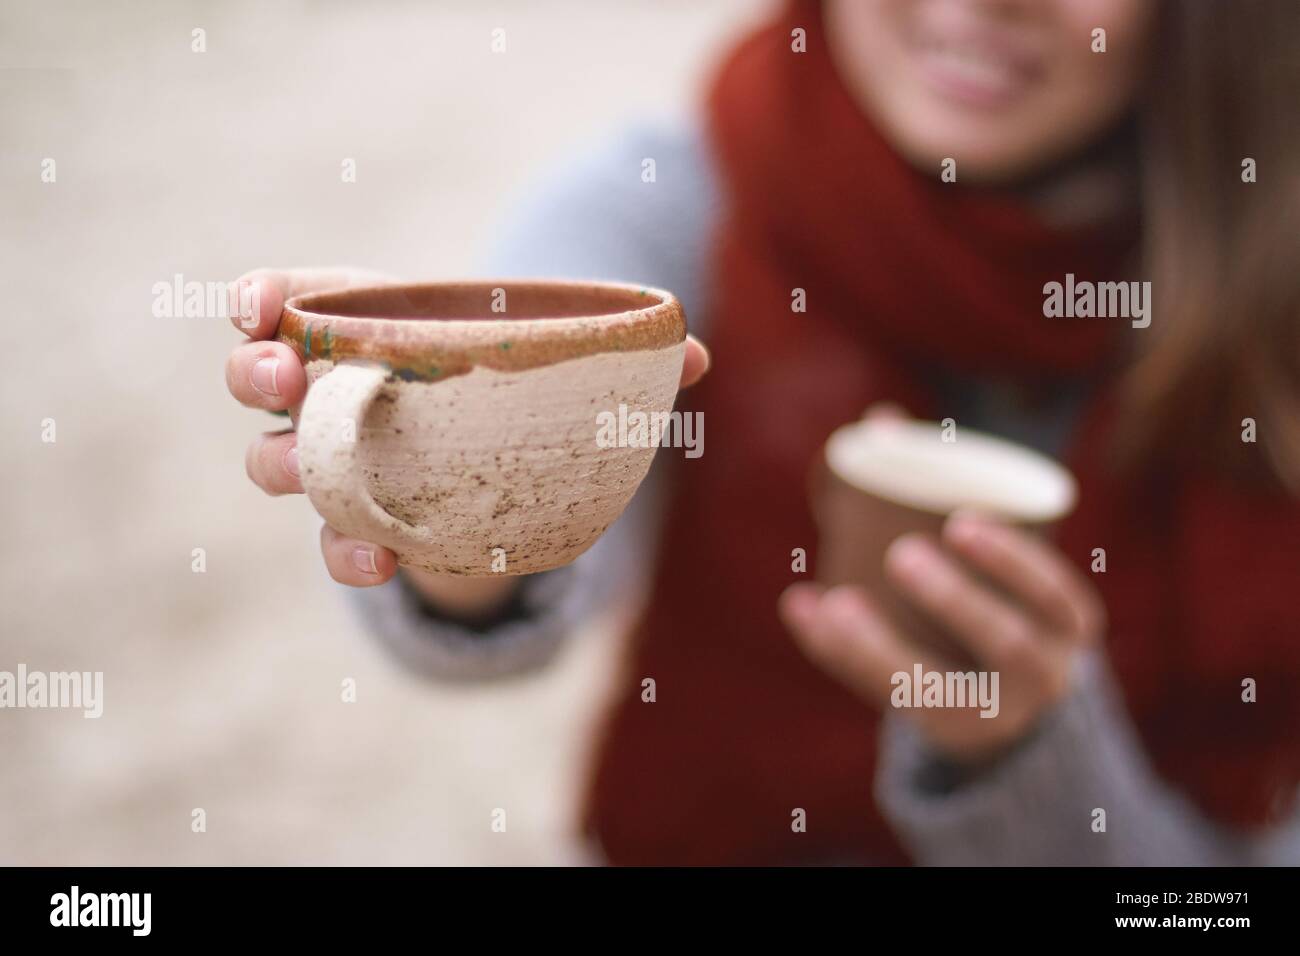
top-left (277, 280), bottom-right (686, 576)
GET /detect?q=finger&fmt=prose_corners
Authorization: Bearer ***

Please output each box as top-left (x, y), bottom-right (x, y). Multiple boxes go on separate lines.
top-left (679, 335), bottom-right (710, 389)
top-left (230, 267), bottom-right (395, 339)
top-left (228, 269), bottom-right (288, 339)
top-left (884, 533), bottom-right (1040, 666)
top-left (778, 580), bottom-right (825, 625)
top-left (944, 511), bottom-right (1105, 642)
top-left (319, 525), bottom-right (398, 587)
top-left (244, 430), bottom-right (302, 496)
top-left (862, 402), bottom-right (908, 422)
top-left (225, 340), bottom-right (307, 411)
top-left (781, 584), bottom-right (932, 707)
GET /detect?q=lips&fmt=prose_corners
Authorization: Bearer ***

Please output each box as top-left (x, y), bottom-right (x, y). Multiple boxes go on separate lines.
top-left (912, 27), bottom-right (1045, 109)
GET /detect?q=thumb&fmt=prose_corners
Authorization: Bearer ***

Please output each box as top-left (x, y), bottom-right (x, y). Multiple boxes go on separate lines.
top-left (230, 267), bottom-right (398, 340)
top-left (679, 335), bottom-right (711, 389)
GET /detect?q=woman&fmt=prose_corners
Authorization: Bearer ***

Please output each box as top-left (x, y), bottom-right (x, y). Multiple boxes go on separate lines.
top-left (224, 0), bottom-right (1300, 864)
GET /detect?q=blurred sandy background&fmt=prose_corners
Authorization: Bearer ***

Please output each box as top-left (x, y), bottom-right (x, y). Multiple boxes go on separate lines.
top-left (0, 0), bottom-right (762, 864)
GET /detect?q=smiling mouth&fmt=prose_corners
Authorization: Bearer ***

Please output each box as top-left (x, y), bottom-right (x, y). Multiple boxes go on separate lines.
top-left (913, 31), bottom-right (1044, 109)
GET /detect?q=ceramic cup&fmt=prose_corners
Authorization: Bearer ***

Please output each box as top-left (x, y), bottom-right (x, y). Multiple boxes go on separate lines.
top-left (277, 280), bottom-right (686, 576)
top-left (812, 417), bottom-right (1077, 659)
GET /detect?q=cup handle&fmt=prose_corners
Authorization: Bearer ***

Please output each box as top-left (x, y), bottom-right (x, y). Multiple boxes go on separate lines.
top-left (296, 361), bottom-right (434, 548)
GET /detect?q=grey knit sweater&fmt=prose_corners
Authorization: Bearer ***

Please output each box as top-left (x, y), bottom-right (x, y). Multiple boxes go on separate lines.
top-left (349, 125), bottom-right (1300, 865)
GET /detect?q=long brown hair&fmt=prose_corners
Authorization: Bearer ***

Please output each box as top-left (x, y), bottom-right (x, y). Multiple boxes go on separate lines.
top-left (1127, 0), bottom-right (1300, 488)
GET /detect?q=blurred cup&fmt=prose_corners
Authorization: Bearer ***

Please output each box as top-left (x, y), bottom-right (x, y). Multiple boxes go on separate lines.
top-left (812, 417), bottom-right (1077, 659)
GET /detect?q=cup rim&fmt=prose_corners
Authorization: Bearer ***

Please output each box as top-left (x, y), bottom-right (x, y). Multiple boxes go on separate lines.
top-left (824, 417), bottom-right (1077, 523)
top-left (278, 278), bottom-right (686, 382)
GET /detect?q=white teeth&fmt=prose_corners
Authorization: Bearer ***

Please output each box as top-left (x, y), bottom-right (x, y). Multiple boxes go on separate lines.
top-left (927, 45), bottom-right (1018, 89)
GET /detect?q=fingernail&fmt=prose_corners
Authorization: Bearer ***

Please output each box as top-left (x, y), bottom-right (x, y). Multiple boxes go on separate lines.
top-left (887, 536), bottom-right (934, 578)
top-left (947, 512), bottom-right (984, 544)
top-left (949, 510), bottom-right (1001, 550)
top-left (283, 445), bottom-right (299, 478)
top-left (352, 547), bottom-right (378, 575)
top-left (251, 357), bottom-right (280, 396)
top-left (227, 283), bottom-right (239, 327)
top-left (780, 584), bottom-right (819, 625)
top-left (230, 279), bottom-right (260, 330)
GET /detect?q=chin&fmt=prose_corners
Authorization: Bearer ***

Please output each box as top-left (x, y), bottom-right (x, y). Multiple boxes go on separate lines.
top-left (887, 120), bottom-right (1046, 184)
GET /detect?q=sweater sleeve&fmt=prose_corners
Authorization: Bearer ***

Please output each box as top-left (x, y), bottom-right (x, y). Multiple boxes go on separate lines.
top-left (346, 556), bottom-right (584, 682)
top-left (874, 649), bottom-right (1300, 865)
top-left (344, 123), bottom-right (718, 680)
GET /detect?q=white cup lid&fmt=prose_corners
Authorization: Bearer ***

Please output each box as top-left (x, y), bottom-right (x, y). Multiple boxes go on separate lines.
top-left (825, 418), bottom-right (1077, 522)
